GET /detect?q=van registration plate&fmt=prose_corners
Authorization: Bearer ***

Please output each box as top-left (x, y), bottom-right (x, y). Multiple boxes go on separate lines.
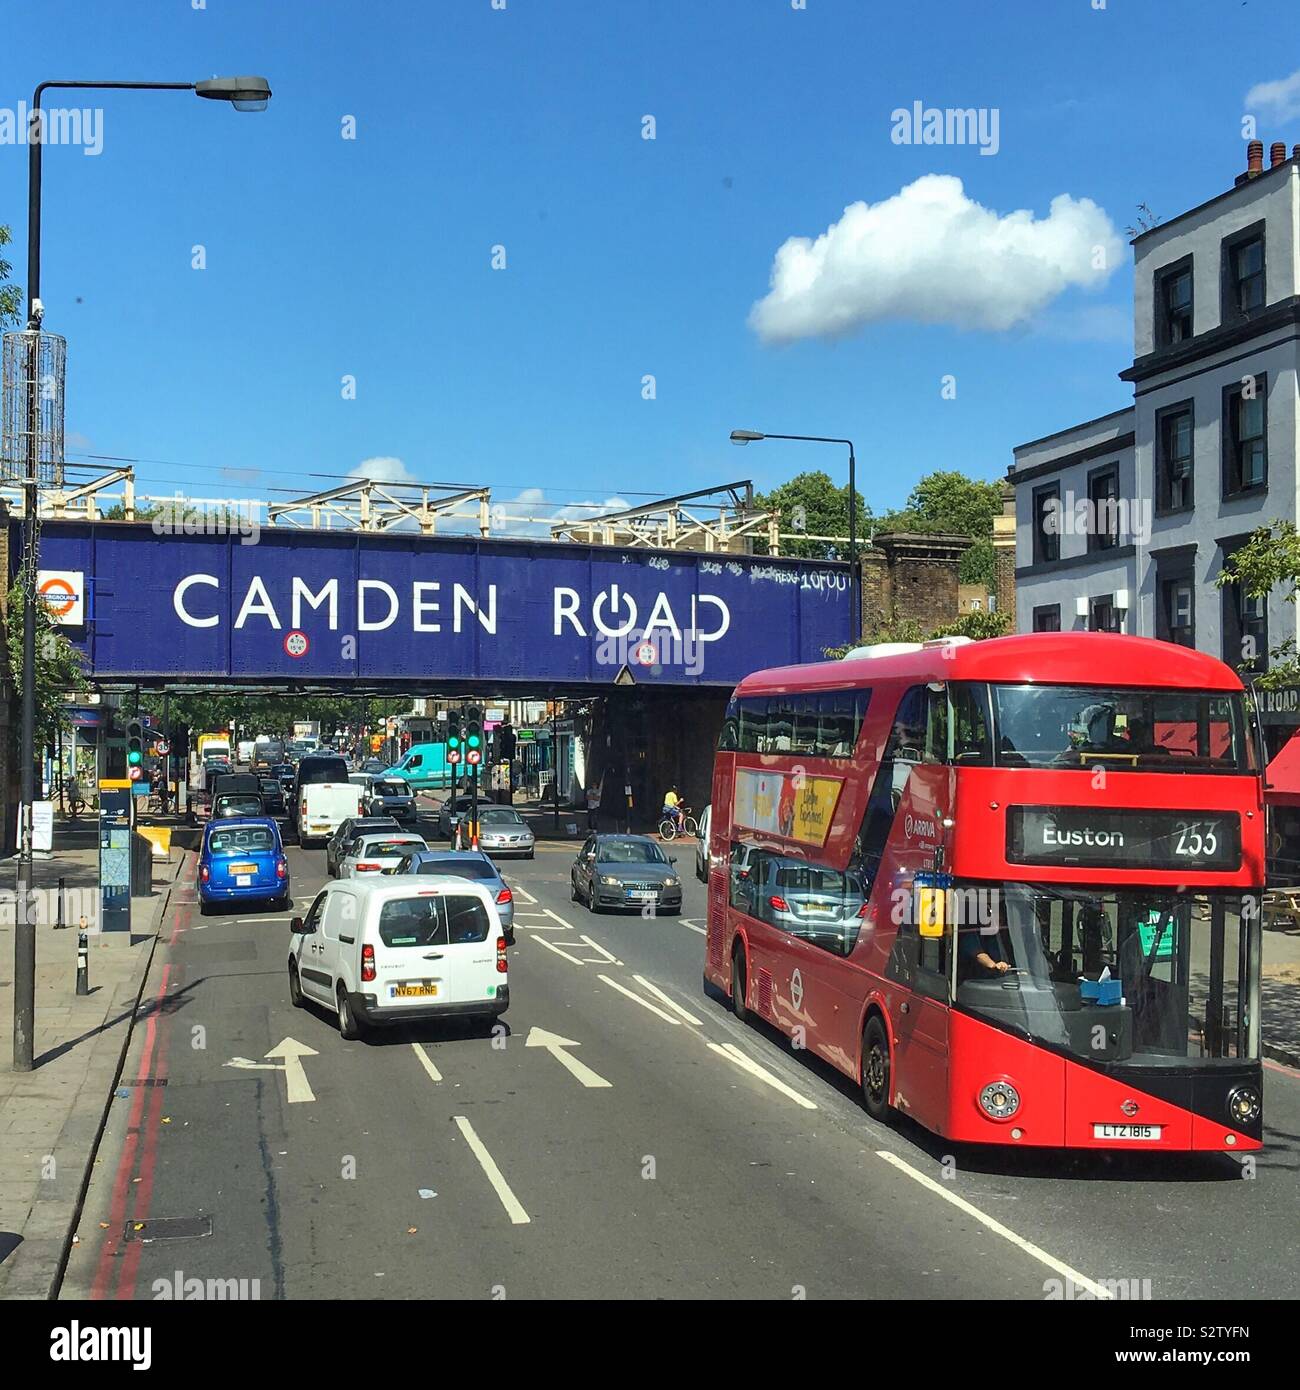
top-left (1093, 1124), bottom-right (1162, 1141)
top-left (390, 982), bottom-right (438, 999)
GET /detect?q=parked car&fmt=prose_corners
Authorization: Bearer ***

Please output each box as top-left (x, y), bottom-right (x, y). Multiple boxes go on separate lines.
top-left (475, 806), bottom-right (535, 859)
top-left (326, 816), bottom-right (401, 877)
top-left (695, 804), bottom-right (711, 882)
top-left (388, 848), bottom-right (515, 942)
top-left (437, 794), bottom-right (477, 841)
top-left (337, 831), bottom-right (429, 879)
top-left (212, 791), bottom-right (265, 819)
top-left (199, 816), bottom-right (289, 914)
top-left (287, 877), bottom-right (509, 1038)
top-left (258, 778), bottom-right (286, 817)
top-left (360, 759), bottom-right (387, 776)
top-left (364, 777), bottom-right (417, 823)
top-left (570, 834), bottom-right (682, 914)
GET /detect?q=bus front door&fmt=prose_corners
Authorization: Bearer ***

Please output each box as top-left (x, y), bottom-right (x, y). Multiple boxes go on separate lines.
top-left (886, 916), bottom-right (951, 1134)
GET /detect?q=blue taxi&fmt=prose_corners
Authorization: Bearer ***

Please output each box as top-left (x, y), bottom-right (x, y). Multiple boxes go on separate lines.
top-left (198, 816), bottom-right (290, 914)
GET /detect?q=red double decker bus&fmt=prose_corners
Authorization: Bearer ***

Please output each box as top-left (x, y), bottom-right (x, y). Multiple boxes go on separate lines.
top-left (704, 632), bottom-right (1264, 1151)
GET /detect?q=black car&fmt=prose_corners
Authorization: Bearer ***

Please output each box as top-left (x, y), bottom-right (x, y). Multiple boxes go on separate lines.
top-left (272, 763), bottom-right (296, 791)
top-left (570, 834), bottom-right (682, 914)
top-left (259, 778), bottom-right (286, 816)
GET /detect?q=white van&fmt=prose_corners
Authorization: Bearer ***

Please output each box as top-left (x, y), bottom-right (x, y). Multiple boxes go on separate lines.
top-left (286, 878), bottom-right (509, 1039)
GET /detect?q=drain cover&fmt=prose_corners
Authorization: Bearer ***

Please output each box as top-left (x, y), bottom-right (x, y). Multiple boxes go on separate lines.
top-left (122, 1215), bottom-right (212, 1243)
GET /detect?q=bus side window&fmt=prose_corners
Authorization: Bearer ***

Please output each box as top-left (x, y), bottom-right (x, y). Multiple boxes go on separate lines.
top-left (949, 684), bottom-right (992, 764)
top-left (858, 686), bottom-right (927, 877)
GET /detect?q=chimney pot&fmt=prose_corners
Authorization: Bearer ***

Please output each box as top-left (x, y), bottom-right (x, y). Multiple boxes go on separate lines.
top-left (1271, 141), bottom-right (1288, 167)
top-left (1247, 139), bottom-right (1264, 176)
top-left (1293, 144), bottom-right (1300, 161)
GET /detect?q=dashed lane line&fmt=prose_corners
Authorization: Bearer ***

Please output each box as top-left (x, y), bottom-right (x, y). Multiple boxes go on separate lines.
top-left (633, 975), bottom-right (703, 1025)
top-left (708, 1042), bottom-right (818, 1110)
top-left (873, 1150), bottom-right (1113, 1300)
top-left (597, 973), bottom-right (682, 1026)
top-left (453, 1116), bottom-right (531, 1226)
top-left (411, 1041), bottom-right (443, 1083)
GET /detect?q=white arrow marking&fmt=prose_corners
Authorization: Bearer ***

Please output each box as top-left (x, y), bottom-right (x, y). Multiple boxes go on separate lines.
top-left (265, 1037), bottom-right (318, 1103)
top-left (525, 1026), bottom-right (612, 1089)
top-left (223, 1057), bottom-right (278, 1071)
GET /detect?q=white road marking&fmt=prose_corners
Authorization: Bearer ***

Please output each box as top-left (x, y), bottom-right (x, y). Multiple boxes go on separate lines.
top-left (542, 907), bottom-right (581, 931)
top-left (265, 1038), bottom-right (318, 1103)
top-left (525, 1027), bottom-right (612, 1089)
top-left (873, 1150), bottom-right (1114, 1299)
top-left (453, 1115), bottom-right (531, 1225)
top-left (633, 975), bottom-right (703, 1025)
top-left (531, 936), bottom-right (588, 967)
top-left (411, 1042), bottom-right (442, 1083)
top-left (598, 973), bottom-right (681, 1025)
top-left (512, 884), bottom-right (539, 905)
top-left (708, 1042), bottom-right (817, 1110)
top-left (579, 934), bottom-right (620, 963)
top-left (679, 918), bottom-right (707, 935)
top-left (514, 921), bottom-right (569, 931)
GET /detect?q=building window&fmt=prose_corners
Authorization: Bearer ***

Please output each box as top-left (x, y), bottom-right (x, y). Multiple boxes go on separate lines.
top-left (1222, 375), bottom-right (1267, 497)
top-left (1221, 544), bottom-right (1267, 672)
top-left (1087, 463), bottom-right (1120, 552)
top-left (1032, 483), bottom-right (1060, 564)
top-left (1155, 258), bottom-right (1193, 346)
top-left (1222, 225), bottom-right (1265, 320)
top-left (1032, 605), bottom-right (1061, 633)
top-left (1090, 595), bottom-right (1121, 634)
top-left (1156, 559), bottom-right (1195, 648)
top-left (1155, 402), bottom-right (1194, 513)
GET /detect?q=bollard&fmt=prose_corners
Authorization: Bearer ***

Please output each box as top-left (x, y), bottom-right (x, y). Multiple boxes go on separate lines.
top-left (55, 875), bottom-right (66, 930)
top-left (76, 919), bottom-right (90, 996)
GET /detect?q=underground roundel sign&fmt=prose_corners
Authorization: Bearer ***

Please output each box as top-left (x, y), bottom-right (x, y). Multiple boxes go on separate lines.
top-left (283, 629), bottom-right (310, 659)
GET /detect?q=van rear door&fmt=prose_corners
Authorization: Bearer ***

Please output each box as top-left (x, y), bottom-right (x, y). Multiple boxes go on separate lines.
top-left (370, 887), bottom-right (499, 1008)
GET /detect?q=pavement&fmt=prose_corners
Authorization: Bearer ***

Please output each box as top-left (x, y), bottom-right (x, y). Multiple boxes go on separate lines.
top-left (1261, 911), bottom-right (1300, 1067)
top-left (0, 822), bottom-right (182, 1299)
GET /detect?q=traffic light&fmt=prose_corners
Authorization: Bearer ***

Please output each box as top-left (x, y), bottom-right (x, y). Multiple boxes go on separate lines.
top-left (465, 717), bottom-right (483, 766)
top-left (127, 719), bottom-right (144, 781)
top-left (447, 728), bottom-right (462, 766)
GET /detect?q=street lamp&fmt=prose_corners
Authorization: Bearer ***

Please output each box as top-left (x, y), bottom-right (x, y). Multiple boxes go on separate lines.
top-left (730, 428), bottom-right (860, 636)
top-left (11, 75), bottom-right (271, 1073)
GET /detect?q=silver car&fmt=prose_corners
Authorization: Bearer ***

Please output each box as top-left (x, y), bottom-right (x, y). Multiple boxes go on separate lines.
top-left (338, 831), bottom-right (429, 879)
top-left (387, 848), bottom-right (515, 943)
top-left (476, 806), bottom-right (535, 859)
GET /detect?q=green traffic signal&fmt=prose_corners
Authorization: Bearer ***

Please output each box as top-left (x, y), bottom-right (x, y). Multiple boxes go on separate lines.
top-left (448, 734), bottom-right (461, 750)
top-left (467, 731), bottom-right (481, 749)
top-left (127, 749), bottom-right (142, 765)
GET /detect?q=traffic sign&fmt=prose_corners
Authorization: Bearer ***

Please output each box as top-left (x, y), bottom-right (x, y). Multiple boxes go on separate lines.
top-left (283, 629), bottom-right (310, 659)
top-left (156, 740), bottom-right (170, 755)
top-left (128, 765), bottom-right (143, 782)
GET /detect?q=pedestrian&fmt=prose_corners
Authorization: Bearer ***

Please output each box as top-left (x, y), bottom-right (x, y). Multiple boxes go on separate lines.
top-left (587, 779), bottom-right (602, 831)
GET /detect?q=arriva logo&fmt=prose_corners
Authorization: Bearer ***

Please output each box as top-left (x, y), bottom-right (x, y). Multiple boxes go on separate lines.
top-left (904, 813), bottom-right (937, 840)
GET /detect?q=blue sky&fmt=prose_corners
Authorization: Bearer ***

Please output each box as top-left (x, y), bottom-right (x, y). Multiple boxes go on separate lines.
top-left (3, 0), bottom-right (1299, 526)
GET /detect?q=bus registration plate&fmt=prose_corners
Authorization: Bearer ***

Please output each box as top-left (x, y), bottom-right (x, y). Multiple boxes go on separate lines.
top-left (1093, 1123), bottom-right (1162, 1141)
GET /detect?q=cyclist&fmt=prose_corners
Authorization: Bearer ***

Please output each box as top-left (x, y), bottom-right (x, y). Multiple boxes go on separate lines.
top-left (662, 785), bottom-right (683, 833)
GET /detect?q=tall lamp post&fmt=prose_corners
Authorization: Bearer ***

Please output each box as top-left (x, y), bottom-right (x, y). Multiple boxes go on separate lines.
top-left (11, 74), bottom-right (272, 1073)
top-left (730, 429), bottom-right (860, 637)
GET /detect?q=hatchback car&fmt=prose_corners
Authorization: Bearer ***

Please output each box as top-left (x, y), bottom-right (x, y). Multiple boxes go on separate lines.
top-left (437, 794), bottom-right (477, 841)
top-left (361, 759), bottom-right (387, 776)
top-left (199, 817), bottom-right (289, 914)
top-left (741, 850), bottom-right (867, 950)
top-left (476, 806), bottom-right (535, 859)
top-left (287, 877), bottom-right (509, 1038)
top-left (364, 777), bottom-right (418, 823)
top-left (326, 815), bottom-right (400, 877)
top-left (212, 792), bottom-right (265, 820)
top-left (389, 848), bottom-right (515, 942)
top-left (570, 834), bottom-right (682, 913)
top-left (338, 831), bottom-right (429, 879)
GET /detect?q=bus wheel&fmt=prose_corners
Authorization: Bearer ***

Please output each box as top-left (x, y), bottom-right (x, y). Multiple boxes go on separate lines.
top-left (861, 1016), bottom-right (892, 1121)
top-left (731, 944), bottom-right (749, 1023)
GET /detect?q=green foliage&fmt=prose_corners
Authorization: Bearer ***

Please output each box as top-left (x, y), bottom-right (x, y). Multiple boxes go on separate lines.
top-left (140, 692), bottom-right (413, 743)
top-left (929, 608), bottom-right (1013, 641)
top-left (958, 537), bottom-right (996, 586)
top-left (822, 607), bottom-right (1009, 658)
top-left (0, 225), bottom-right (21, 330)
top-left (100, 500), bottom-right (163, 521)
top-left (7, 581), bottom-right (85, 752)
top-left (1216, 521), bottom-right (1300, 686)
top-left (754, 471), bottom-right (869, 561)
top-left (906, 471), bottom-right (1005, 539)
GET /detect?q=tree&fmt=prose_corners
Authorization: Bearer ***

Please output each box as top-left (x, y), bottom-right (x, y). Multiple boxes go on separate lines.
top-left (754, 471), bottom-right (869, 561)
top-left (6, 582), bottom-right (85, 755)
top-left (929, 609), bottom-right (1012, 641)
top-left (0, 224), bottom-right (21, 330)
top-left (1217, 521), bottom-right (1300, 686)
top-left (821, 607), bottom-right (1009, 659)
top-left (101, 500), bottom-right (163, 522)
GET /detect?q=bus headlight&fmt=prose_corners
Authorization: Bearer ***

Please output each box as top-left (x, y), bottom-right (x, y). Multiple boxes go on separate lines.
top-left (1227, 1086), bottom-right (1261, 1125)
top-left (978, 1081), bottom-right (1020, 1121)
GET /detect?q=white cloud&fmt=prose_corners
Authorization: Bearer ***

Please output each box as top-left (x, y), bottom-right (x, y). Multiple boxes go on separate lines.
top-left (1245, 69), bottom-right (1300, 123)
top-left (748, 174), bottom-right (1123, 343)
top-left (1032, 303), bottom-right (1131, 344)
top-left (490, 487), bottom-right (631, 537)
top-left (354, 455), bottom-right (415, 484)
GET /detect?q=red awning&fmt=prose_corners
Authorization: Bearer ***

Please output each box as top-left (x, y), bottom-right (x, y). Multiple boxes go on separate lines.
top-left (1267, 730), bottom-right (1300, 805)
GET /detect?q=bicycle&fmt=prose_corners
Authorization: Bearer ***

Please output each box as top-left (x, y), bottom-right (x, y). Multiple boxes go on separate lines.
top-left (658, 805), bottom-right (699, 840)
